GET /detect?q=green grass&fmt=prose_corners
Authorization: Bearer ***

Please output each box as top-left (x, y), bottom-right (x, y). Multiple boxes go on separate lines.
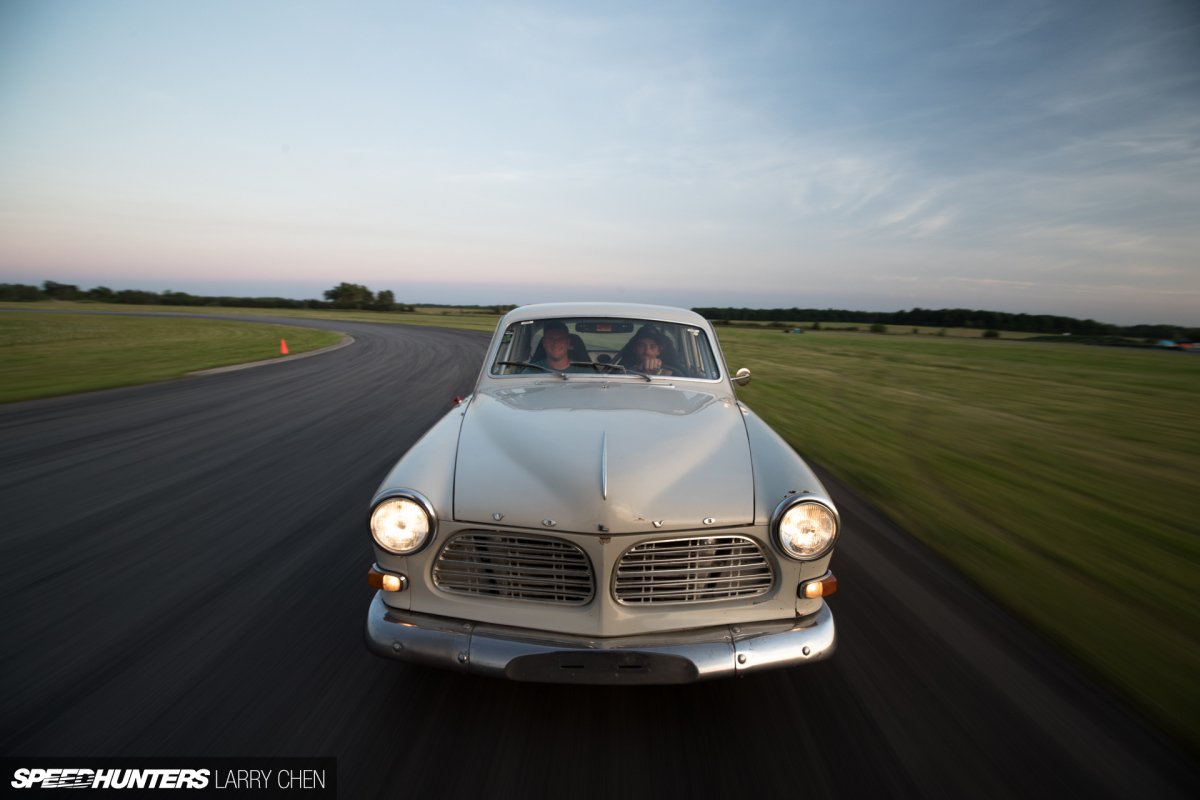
top-left (0, 313), bottom-right (343, 403)
top-left (714, 320), bottom-right (1047, 338)
top-left (717, 327), bottom-right (1200, 751)
top-left (0, 300), bottom-right (504, 332)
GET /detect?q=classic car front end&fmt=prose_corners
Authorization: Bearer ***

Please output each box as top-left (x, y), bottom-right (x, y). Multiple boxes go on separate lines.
top-left (364, 303), bottom-right (839, 683)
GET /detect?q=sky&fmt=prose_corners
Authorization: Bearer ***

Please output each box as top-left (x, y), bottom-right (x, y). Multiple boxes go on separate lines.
top-left (1, 0), bottom-right (1198, 324)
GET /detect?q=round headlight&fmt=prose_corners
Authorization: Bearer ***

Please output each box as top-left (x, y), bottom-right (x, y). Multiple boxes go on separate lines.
top-left (776, 500), bottom-right (837, 560)
top-left (370, 497), bottom-right (431, 554)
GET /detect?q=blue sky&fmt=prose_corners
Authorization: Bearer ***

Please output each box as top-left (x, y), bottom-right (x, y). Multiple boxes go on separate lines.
top-left (1, 0), bottom-right (1197, 323)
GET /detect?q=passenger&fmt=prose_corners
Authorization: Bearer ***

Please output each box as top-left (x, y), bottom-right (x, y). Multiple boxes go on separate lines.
top-left (620, 326), bottom-right (680, 376)
top-left (523, 321), bottom-right (592, 374)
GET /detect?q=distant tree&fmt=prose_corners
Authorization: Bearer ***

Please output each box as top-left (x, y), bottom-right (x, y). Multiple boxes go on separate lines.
top-left (983, 329), bottom-right (1000, 338)
top-left (869, 323), bottom-right (887, 334)
top-left (0, 283), bottom-right (46, 301)
top-left (42, 281), bottom-right (82, 300)
top-left (324, 283), bottom-right (375, 309)
top-left (937, 328), bottom-right (947, 337)
top-left (374, 289), bottom-right (396, 311)
top-left (113, 289), bottom-right (160, 305)
top-left (86, 286), bottom-right (115, 302)
top-left (811, 321), bottom-right (821, 330)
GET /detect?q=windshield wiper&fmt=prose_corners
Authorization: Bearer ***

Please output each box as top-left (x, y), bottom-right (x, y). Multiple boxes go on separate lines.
top-left (496, 361), bottom-right (569, 380)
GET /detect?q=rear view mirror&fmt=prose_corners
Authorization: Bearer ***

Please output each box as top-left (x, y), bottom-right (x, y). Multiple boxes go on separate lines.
top-left (734, 368), bottom-right (751, 386)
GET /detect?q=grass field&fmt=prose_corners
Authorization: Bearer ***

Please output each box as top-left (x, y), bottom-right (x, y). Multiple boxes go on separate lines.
top-left (0, 313), bottom-right (343, 403)
top-left (716, 320), bottom-right (1048, 338)
top-left (718, 326), bottom-right (1200, 750)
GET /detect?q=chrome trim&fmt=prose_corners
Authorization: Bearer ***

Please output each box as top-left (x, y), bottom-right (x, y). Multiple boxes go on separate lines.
top-left (770, 494), bottom-right (840, 561)
top-left (368, 488), bottom-right (439, 556)
top-left (611, 535), bottom-right (775, 606)
top-left (601, 432), bottom-right (608, 500)
top-left (365, 593), bottom-right (836, 683)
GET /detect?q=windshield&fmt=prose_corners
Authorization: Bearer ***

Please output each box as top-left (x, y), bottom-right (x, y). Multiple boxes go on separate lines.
top-left (489, 317), bottom-right (721, 380)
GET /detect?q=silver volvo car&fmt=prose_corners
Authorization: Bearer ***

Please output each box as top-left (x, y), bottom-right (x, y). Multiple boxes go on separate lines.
top-left (364, 302), bottom-right (839, 683)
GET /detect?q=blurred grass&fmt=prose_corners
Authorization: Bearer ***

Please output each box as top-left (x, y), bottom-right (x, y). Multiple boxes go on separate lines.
top-left (717, 326), bottom-right (1200, 751)
top-left (0, 313), bottom-right (342, 403)
top-left (0, 301), bottom-right (504, 332)
top-left (716, 321), bottom-right (1047, 338)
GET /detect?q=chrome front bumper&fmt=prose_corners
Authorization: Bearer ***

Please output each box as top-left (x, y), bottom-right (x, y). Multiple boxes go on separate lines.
top-left (364, 592), bottom-right (836, 684)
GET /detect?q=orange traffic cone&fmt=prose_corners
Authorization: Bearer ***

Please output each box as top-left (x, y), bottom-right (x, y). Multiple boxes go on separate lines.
top-left (280, 339), bottom-right (289, 354)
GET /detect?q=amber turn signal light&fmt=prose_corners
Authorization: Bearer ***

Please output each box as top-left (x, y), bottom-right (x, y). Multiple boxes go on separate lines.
top-left (800, 573), bottom-right (837, 598)
top-left (368, 565), bottom-right (408, 592)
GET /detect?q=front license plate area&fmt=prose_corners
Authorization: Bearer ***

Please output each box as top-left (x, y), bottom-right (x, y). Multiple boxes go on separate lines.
top-left (505, 650), bottom-right (699, 684)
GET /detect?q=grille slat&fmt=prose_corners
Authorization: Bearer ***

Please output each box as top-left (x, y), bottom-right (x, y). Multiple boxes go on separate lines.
top-left (615, 573), bottom-right (769, 588)
top-left (441, 540), bottom-right (583, 555)
top-left (614, 536), bottom-right (773, 605)
top-left (433, 569), bottom-right (592, 586)
top-left (438, 553), bottom-right (592, 568)
top-left (620, 552), bottom-right (763, 566)
top-left (614, 561), bottom-right (763, 573)
top-left (433, 532), bottom-right (594, 605)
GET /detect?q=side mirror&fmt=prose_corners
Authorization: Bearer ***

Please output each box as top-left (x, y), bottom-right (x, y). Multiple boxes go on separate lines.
top-left (734, 368), bottom-right (751, 386)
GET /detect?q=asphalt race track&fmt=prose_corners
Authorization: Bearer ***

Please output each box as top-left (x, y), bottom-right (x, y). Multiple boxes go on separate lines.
top-left (1, 313), bottom-right (1196, 798)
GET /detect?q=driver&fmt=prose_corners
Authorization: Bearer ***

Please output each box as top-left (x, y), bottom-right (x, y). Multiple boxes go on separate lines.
top-left (523, 321), bottom-right (592, 374)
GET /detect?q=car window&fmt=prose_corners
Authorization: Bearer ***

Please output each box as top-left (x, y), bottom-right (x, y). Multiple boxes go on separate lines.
top-left (489, 318), bottom-right (721, 380)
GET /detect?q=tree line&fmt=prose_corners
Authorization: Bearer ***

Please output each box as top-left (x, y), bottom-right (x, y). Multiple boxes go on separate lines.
top-left (0, 280), bottom-right (414, 311)
top-left (0, 280), bottom-right (516, 315)
top-left (691, 306), bottom-right (1192, 340)
top-left (1, 281), bottom-right (1187, 337)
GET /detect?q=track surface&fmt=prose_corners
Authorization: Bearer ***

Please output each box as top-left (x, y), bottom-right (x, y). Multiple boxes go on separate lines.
top-left (1, 313), bottom-right (1195, 798)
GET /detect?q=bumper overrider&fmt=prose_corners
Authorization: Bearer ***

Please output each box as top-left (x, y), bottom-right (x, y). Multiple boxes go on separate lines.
top-left (364, 592), bottom-right (837, 684)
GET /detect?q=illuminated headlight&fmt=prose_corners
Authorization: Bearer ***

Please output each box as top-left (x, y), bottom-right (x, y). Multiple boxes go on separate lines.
top-left (775, 499), bottom-right (838, 560)
top-left (370, 494), bottom-right (433, 554)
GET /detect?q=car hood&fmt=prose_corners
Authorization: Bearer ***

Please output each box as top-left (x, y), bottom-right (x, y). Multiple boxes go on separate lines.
top-left (454, 382), bottom-right (754, 534)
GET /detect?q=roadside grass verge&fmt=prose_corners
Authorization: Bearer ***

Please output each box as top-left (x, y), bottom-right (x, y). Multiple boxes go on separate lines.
top-left (0, 313), bottom-right (342, 403)
top-left (718, 327), bottom-right (1200, 751)
top-left (0, 301), bottom-right (503, 332)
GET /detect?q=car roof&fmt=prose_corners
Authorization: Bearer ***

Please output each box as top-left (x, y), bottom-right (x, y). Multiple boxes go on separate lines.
top-left (499, 302), bottom-right (710, 327)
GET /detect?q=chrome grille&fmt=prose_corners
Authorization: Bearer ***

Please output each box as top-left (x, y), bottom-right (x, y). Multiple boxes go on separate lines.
top-left (614, 536), bottom-right (773, 605)
top-left (433, 532), bottom-right (594, 605)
